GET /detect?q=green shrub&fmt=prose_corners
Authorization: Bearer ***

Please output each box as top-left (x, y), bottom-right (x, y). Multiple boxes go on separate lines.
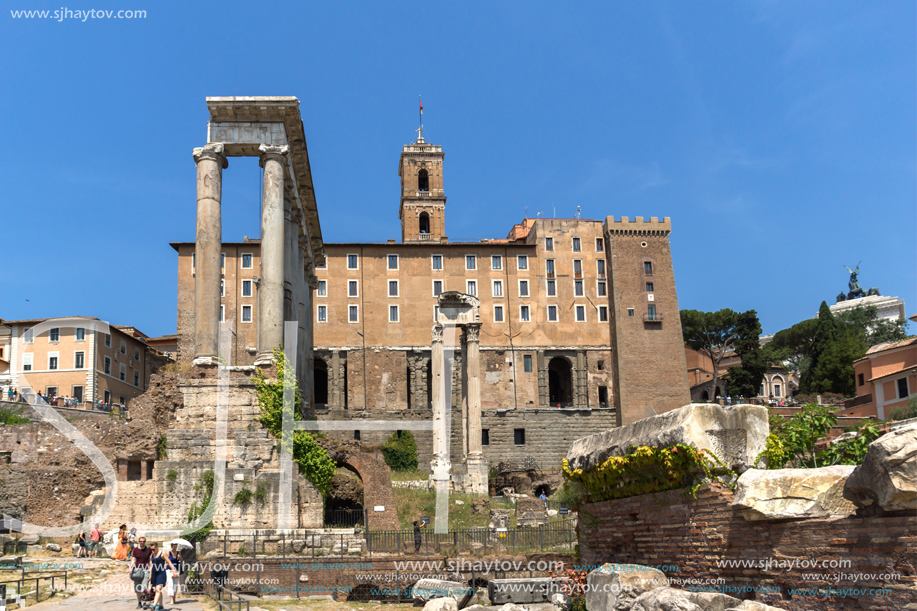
top-left (166, 470), bottom-right (178, 482)
top-left (156, 435), bottom-right (168, 459)
top-left (0, 404), bottom-right (30, 425)
top-left (889, 396), bottom-right (917, 422)
top-left (185, 470), bottom-right (215, 542)
top-left (254, 483), bottom-right (267, 504)
top-left (233, 488), bottom-right (253, 506)
top-left (382, 430), bottom-right (418, 471)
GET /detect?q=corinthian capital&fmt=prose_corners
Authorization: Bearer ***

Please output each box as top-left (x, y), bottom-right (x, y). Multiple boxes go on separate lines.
top-left (432, 323), bottom-right (444, 343)
top-left (465, 323), bottom-right (481, 343)
top-left (193, 143), bottom-right (228, 168)
top-left (259, 143), bottom-right (290, 167)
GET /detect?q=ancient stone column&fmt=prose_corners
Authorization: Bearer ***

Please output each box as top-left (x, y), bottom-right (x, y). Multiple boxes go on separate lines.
top-left (255, 144), bottom-right (289, 366)
top-left (192, 143), bottom-right (227, 366)
top-left (460, 330), bottom-right (469, 458)
top-left (464, 323), bottom-right (488, 493)
top-left (283, 185), bottom-right (295, 325)
top-left (430, 324), bottom-right (445, 462)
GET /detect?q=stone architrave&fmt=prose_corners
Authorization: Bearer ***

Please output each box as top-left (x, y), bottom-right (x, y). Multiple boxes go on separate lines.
top-left (192, 143), bottom-right (228, 366)
top-left (255, 144), bottom-right (290, 365)
top-left (566, 403), bottom-right (769, 474)
top-left (732, 466), bottom-right (857, 520)
top-left (631, 587), bottom-right (742, 611)
top-left (844, 424), bottom-right (917, 512)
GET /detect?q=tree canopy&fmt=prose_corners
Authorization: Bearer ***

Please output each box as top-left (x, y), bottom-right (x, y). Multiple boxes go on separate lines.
top-left (723, 310), bottom-right (768, 399)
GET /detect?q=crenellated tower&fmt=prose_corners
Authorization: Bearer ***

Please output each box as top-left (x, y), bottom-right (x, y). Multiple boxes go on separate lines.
top-left (399, 127), bottom-right (446, 242)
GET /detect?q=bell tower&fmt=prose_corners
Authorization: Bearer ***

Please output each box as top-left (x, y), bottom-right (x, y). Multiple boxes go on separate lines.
top-left (399, 125), bottom-right (446, 242)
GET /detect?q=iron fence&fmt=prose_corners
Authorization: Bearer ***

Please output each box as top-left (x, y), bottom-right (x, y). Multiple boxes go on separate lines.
top-left (324, 508), bottom-right (364, 528)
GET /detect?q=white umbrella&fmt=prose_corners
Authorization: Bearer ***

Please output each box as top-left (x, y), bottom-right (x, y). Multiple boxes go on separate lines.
top-left (168, 538), bottom-right (193, 549)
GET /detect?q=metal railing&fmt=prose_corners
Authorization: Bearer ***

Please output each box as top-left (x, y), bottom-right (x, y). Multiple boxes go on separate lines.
top-left (365, 523), bottom-right (575, 556)
top-left (207, 582), bottom-right (250, 611)
top-left (0, 570), bottom-right (68, 608)
top-left (325, 508), bottom-right (364, 528)
top-left (643, 313), bottom-right (664, 322)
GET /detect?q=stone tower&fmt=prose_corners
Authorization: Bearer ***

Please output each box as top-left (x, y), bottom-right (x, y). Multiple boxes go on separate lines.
top-left (399, 130), bottom-right (446, 242)
top-left (604, 216), bottom-right (691, 425)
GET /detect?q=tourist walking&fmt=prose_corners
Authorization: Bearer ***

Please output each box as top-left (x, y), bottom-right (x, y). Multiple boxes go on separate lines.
top-left (112, 524), bottom-right (129, 560)
top-left (149, 542), bottom-right (178, 611)
top-left (76, 530), bottom-right (88, 558)
top-left (166, 542), bottom-right (183, 606)
top-left (413, 519), bottom-right (426, 553)
top-left (89, 524), bottom-right (103, 558)
top-left (129, 535), bottom-right (153, 608)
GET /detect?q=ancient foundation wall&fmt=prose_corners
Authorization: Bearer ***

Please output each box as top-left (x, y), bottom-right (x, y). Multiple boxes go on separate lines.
top-left (578, 483), bottom-right (916, 610)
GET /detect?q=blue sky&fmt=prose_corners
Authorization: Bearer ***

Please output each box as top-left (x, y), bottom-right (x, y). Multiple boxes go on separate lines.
top-left (2, 1), bottom-right (914, 337)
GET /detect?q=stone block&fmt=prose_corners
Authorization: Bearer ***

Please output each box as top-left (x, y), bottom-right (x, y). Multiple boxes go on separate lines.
top-left (412, 578), bottom-right (474, 607)
top-left (45, 543), bottom-right (61, 552)
top-left (584, 563), bottom-right (668, 611)
top-left (19, 534), bottom-right (39, 545)
top-left (727, 602), bottom-right (785, 611)
top-left (732, 466), bottom-right (857, 520)
top-left (488, 577), bottom-right (558, 605)
top-left (422, 598), bottom-right (458, 611)
top-left (567, 403), bottom-right (768, 474)
top-left (844, 424), bottom-right (917, 512)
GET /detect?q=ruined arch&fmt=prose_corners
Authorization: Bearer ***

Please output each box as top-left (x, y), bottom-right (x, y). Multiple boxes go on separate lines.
top-left (548, 356), bottom-right (573, 406)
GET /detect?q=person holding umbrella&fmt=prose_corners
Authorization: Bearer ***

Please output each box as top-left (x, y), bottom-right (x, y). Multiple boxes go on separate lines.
top-left (166, 538), bottom-right (192, 606)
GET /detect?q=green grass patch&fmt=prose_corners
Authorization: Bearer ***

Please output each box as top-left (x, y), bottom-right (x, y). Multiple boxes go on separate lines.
top-left (388, 468), bottom-right (429, 482)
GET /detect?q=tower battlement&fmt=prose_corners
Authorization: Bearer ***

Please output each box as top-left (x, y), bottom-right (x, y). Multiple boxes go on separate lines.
top-left (604, 216), bottom-right (671, 236)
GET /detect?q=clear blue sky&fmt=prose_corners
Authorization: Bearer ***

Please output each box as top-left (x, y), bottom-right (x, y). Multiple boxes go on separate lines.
top-left (2, 1), bottom-right (914, 337)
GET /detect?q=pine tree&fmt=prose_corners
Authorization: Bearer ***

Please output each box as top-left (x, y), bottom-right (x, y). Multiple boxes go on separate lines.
top-left (723, 310), bottom-right (768, 399)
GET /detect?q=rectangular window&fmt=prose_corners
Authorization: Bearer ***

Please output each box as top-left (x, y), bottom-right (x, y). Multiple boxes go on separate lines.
top-left (46, 386), bottom-right (58, 397)
top-left (547, 305), bottom-right (558, 322)
top-left (348, 280), bottom-right (359, 297)
top-left (494, 305), bottom-right (504, 322)
top-left (899, 377), bottom-right (910, 399)
top-left (523, 354), bottom-right (533, 372)
top-left (573, 259), bottom-right (582, 276)
top-left (347, 254), bottom-right (359, 270)
top-left (572, 237), bottom-right (581, 252)
top-left (597, 259), bottom-right (606, 277)
top-left (545, 237), bottom-right (553, 252)
top-left (857, 373), bottom-right (865, 387)
top-left (134, 348), bottom-right (141, 362)
top-left (574, 280), bottom-right (584, 296)
top-left (220, 279), bottom-right (225, 297)
top-left (23, 328), bottom-right (33, 344)
top-left (72, 386), bottom-right (83, 402)
top-left (221, 253), bottom-right (225, 269)
top-left (466, 280), bottom-right (477, 296)
top-left (482, 429), bottom-right (490, 446)
top-left (317, 305), bottom-right (328, 323)
top-left (75, 351), bottom-right (85, 369)
top-left (774, 384), bottom-right (782, 397)
top-left (238, 280), bottom-right (251, 297)
top-left (598, 306), bottom-right (608, 322)
top-left (628, 308), bottom-right (635, 317)
top-left (596, 238), bottom-right (604, 252)
top-left (433, 305), bottom-right (439, 321)
top-left (546, 259), bottom-right (555, 277)
top-left (191, 252), bottom-right (196, 270)
top-left (514, 428), bottom-right (526, 445)
top-left (75, 327), bottom-right (85, 341)
top-left (388, 254), bottom-right (399, 270)
top-left (104, 333), bottom-right (111, 347)
top-left (519, 280), bottom-right (529, 297)
top-left (433, 280), bottom-right (443, 296)
top-left (120, 340), bottom-right (126, 354)
top-left (49, 354), bottom-right (59, 370)
top-left (432, 255), bottom-right (443, 270)
top-left (597, 281), bottom-right (606, 297)
top-left (517, 255), bottom-right (528, 270)
top-left (389, 305), bottom-right (400, 323)
top-left (349, 305), bottom-right (359, 323)
top-left (520, 305), bottom-right (531, 322)
top-left (104, 356), bottom-right (111, 375)
top-left (241, 305), bottom-right (252, 323)
top-left (546, 280), bottom-right (556, 296)
top-left (22, 353), bottom-right (32, 371)
top-left (465, 255), bottom-right (476, 270)
top-left (647, 304), bottom-right (657, 321)
top-left (134, 371), bottom-right (141, 387)
top-left (50, 328), bottom-right (60, 342)
top-left (491, 255), bottom-right (502, 270)
top-left (493, 280), bottom-right (503, 297)
top-left (388, 280), bottom-right (399, 297)
top-left (576, 305), bottom-right (586, 322)
top-left (220, 304), bottom-right (225, 322)
top-left (644, 261), bottom-right (653, 274)
top-left (241, 253), bottom-right (253, 269)
top-left (646, 282), bottom-right (654, 292)
top-left (316, 280), bottom-right (326, 297)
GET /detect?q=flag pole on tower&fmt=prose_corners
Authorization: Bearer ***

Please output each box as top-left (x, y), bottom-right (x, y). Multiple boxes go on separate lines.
top-left (417, 95), bottom-right (424, 142)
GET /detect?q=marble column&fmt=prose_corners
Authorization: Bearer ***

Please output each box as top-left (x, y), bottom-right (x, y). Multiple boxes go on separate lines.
top-left (255, 144), bottom-right (289, 366)
top-left (430, 324), bottom-right (448, 470)
top-left (192, 143), bottom-right (227, 366)
top-left (460, 330), bottom-right (469, 459)
top-left (464, 323), bottom-right (488, 493)
top-left (283, 185), bottom-right (295, 325)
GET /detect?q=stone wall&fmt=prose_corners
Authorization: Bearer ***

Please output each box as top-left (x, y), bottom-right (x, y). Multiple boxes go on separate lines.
top-left (578, 483), bottom-right (916, 610)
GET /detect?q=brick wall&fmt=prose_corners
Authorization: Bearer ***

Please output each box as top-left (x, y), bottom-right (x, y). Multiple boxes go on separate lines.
top-left (578, 484), bottom-right (916, 610)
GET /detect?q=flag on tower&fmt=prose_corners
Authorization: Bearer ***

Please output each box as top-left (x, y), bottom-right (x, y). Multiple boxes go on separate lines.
top-left (420, 96), bottom-right (423, 114)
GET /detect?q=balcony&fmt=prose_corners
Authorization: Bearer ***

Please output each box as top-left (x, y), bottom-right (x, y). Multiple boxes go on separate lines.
top-left (643, 313), bottom-right (664, 323)
top-left (417, 233), bottom-right (433, 241)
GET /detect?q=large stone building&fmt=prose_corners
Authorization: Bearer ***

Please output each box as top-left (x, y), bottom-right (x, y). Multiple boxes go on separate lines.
top-left (172, 129), bottom-right (691, 472)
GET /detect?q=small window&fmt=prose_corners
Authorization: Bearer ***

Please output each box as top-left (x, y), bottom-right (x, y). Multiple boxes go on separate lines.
top-left (316, 280), bottom-right (326, 297)
top-left (482, 429), bottom-right (490, 446)
top-left (598, 306), bottom-right (608, 322)
top-left (546, 280), bottom-right (556, 297)
top-left (857, 373), bottom-right (865, 387)
top-left (219, 305), bottom-right (225, 322)
top-left (221, 253), bottom-right (225, 269)
top-left (317, 305), bottom-right (328, 323)
top-left (520, 305), bottom-right (531, 322)
top-left (627, 308), bottom-right (635, 317)
top-left (120, 340), bottom-right (127, 354)
top-left (466, 280), bottom-right (477, 296)
top-left (104, 333), bottom-right (111, 347)
top-left (191, 252), bottom-right (196, 270)
top-left (572, 237), bottom-right (581, 252)
top-left (519, 280), bottom-right (529, 297)
top-left (514, 429), bottom-right (526, 445)
top-left (576, 305), bottom-right (586, 322)
top-left (23, 327), bottom-right (33, 344)
top-left (75, 327), bottom-right (86, 341)
top-left (75, 351), bottom-right (85, 369)
top-left (545, 237), bottom-right (554, 252)
top-left (220, 279), bottom-right (225, 297)
top-left (774, 384), bottom-right (782, 397)
top-left (388, 280), bottom-right (399, 297)
top-left (517, 255), bottom-right (528, 270)
top-left (644, 261), bottom-right (653, 274)
top-left (573, 260), bottom-right (582, 276)
top-left (72, 386), bottom-right (83, 402)
top-left (104, 356), bottom-right (112, 375)
top-left (646, 282), bottom-right (654, 292)
top-left (494, 305), bottom-right (504, 323)
top-left (388, 254), bottom-right (399, 270)
top-left (597, 281), bottom-right (607, 297)
top-left (433, 280), bottom-right (443, 296)
top-left (134, 371), bottom-right (140, 387)
top-left (419, 212), bottom-right (431, 234)
top-left (348, 280), bottom-right (359, 298)
top-left (596, 238), bottom-right (604, 252)
top-left (493, 280), bottom-right (503, 297)
top-left (241, 253), bottom-right (253, 269)
top-left (597, 360), bottom-right (605, 371)
top-left (49, 328), bottom-right (60, 342)
top-left (432, 255), bottom-right (443, 270)
top-left (349, 305), bottom-right (359, 323)
top-left (22, 353), bottom-right (33, 371)
top-left (465, 255), bottom-right (476, 270)
top-left (574, 280), bottom-right (584, 297)
top-left (354, 430), bottom-right (361, 440)
top-left (418, 169), bottom-right (429, 192)
top-left (547, 305), bottom-right (558, 322)
top-left (347, 254), bottom-right (359, 270)
top-left (46, 386), bottom-right (58, 397)
top-left (546, 259), bottom-right (555, 277)
top-left (237, 279), bottom-right (251, 297)
top-left (389, 305), bottom-right (400, 323)
top-left (134, 348), bottom-right (141, 361)
top-left (241, 305), bottom-right (252, 322)
top-left (492, 255), bottom-right (502, 270)
top-left (523, 354), bottom-right (533, 372)
top-left (433, 305), bottom-right (439, 321)
top-left (597, 259), bottom-right (606, 277)
top-left (899, 377), bottom-right (910, 399)
top-left (49, 355), bottom-right (59, 370)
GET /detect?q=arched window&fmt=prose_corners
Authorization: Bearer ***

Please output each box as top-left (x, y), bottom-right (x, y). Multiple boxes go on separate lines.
top-left (418, 169), bottom-right (429, 192)
top-left (419, 212), bottom-right (430, 234)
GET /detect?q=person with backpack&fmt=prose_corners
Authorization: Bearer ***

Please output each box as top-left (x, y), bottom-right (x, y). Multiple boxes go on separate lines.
top-left (129, 535), bottom-right (153, 609)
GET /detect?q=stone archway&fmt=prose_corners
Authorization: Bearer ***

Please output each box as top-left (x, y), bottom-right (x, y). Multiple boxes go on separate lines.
top-left (548, 357), bottom-right (573, 406)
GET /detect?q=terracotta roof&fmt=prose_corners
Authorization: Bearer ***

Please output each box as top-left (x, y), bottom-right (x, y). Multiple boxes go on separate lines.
top-left (869, 364), bottom-right (917, 383)
top-left (866, 337), bottom-right (917, 355)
